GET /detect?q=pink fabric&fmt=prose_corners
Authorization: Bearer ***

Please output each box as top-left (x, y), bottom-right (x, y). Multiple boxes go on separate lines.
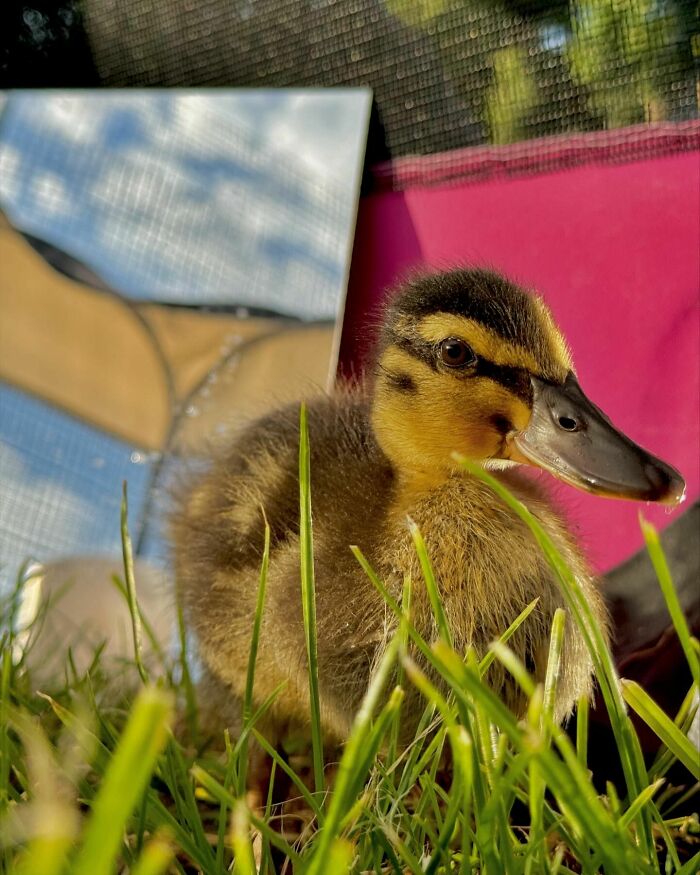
top-left (341, 140), bottom-right (699, 572)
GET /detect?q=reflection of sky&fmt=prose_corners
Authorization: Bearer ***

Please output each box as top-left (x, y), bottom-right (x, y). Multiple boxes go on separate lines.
top-left (0, 90), bottom-right (370, 318)
top-left (0, 385), bottom-right (153, 582)
top-left (0, 90), bottom-right (370, 588)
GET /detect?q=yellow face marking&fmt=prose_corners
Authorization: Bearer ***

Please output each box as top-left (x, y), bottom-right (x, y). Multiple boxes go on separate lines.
top-left (373, 338), bottom-right (533, 479)
top-left (532, 296), bottom-right (574, 373)
top-left (379, 345), bottom-right (433, 378)
top-left (416, 314), bottom-right (543, 373)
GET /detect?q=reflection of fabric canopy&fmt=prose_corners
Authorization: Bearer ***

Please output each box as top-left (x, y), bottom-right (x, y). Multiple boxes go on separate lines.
top-left (0, 212), bottom-right (335, 453)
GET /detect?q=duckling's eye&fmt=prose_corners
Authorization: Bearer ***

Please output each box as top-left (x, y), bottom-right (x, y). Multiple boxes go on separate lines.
top-left (439, 338), bottom-right (476, 369)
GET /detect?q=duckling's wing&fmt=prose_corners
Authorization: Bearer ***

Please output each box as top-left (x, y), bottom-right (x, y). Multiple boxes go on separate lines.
top-left (171, 393), bottom-right (397, 741)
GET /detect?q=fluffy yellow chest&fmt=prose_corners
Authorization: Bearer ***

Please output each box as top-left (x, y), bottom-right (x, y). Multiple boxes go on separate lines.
top-left (379, 470), bottom-right (586, 650)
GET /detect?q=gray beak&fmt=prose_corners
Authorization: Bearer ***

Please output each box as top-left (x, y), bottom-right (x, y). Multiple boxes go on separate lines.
top-left (513, 373), bottom-right (686, 505)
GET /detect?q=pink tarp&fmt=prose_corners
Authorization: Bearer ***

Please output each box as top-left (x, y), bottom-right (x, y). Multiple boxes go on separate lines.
top-left (341, 124), bottom-right (700, 573)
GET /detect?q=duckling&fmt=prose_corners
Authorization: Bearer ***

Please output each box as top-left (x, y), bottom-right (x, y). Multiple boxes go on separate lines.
top-left (172, 268), bottom-right (684, 746)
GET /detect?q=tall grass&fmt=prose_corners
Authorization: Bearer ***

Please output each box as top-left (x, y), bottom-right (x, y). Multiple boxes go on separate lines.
top-left (299, 403), bottom-right (325, 797)
top-left (0, 408), bottom-right (697, 873)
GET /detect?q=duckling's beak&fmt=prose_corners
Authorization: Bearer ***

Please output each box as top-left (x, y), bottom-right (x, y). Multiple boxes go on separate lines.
top-left (510, 373), bottom-right (686, 505)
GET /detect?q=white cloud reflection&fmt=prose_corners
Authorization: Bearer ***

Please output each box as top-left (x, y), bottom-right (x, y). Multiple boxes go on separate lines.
top-left (0, 89), bottom-right (371, 319)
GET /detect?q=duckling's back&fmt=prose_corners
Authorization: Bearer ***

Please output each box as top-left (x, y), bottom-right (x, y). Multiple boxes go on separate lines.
top-left (171, 393), bottom-right (398, 741)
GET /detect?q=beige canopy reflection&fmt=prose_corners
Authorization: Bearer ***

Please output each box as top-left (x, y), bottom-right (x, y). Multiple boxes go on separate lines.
top-left (0, 211), bottom-right (336, 455)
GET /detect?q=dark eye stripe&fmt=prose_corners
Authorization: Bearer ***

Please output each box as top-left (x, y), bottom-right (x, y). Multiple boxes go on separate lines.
top-left (387, 332), bottom-right (533, 403)
top-left (475, 360), bottom-right (533, 403)
top-left (390, 332), bottom-right (438, 370)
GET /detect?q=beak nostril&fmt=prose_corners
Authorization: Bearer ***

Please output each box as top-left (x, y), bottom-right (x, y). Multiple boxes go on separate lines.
top-left (558, 416), bottom-right (579, 432)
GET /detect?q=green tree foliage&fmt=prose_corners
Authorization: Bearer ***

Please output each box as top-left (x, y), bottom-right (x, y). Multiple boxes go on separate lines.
top-left (486, 46), bottom-right (539, 143)
top-left (383, 0), bottom-right (695, 145)
top-left (567, 0), bottom-right (685, 126)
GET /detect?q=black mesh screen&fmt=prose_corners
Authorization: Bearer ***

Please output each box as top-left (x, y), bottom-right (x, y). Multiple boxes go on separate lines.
top-left (2, 1), bottom-right (696, 161)
top-left (77, 0), bottom-right (698, 160)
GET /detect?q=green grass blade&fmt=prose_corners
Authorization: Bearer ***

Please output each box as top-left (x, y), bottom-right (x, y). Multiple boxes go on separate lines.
top-left (618, 779), bottom-right (665, 829)
top-left (120, 481), bottom-right (149, 685)
top-left (488, 640), bottom-right (536, 699)
top-left (440, 641), bottom-right (651, 874)
top-left (454, 456), bottom-right (653, 855)
top-left (130, 781), bottom-right (207, 870)
top-left (621, 680), bottom-right (700, 779)
top-left (639, 515), bottom-right (700, 689)
top-left (402, 671), bottom-right (472, 875)
top-left (651, 684), bottom-right (698, 779)
top-left (393, 707), bottom-right (442, 803)
top-left (73, 686), bottom-right (173, 875)
top-left (648, 800), bottom-right (682, 871)
top-left (402, 656), bottom-right (454, 730)
top-left (108, 574), bottom-right (167, 672)
top-left (543, 610), bottom-right (567, 742)
top-left (1, 644), bottom-right (14, 809)
top-left (346, 686), bottom-right (405, 805)
top-left (327, 838), bottom-right (355, 873)
top-left (478, 597), bottom-right (539, 674)
top-left (15, 835), bottom-right (76, 875)
top-left (371, 827), bottom-right (405, 874)
top-left (259, 758), bottom-right (276, 875)
top-left (307, 632), bottom-right (401, 875)
top-left (299, 403), bottom-right (325, 795)
top-left (11, 713), bottom-right (78, 875)
top-left (175, 591), bottom-right (198, 741)
top-left (231, 681), bottom-right (287, 762)
top-left (130, 833), bottom-right (174, 875)
top-left (448, 726), bottom-right (474, 875)
top-left (252, 729), bottom-right (323, 821)
top-left (216, 731), bottom-right (236, 873)
top-left (528, 609), bottom-right (567, 872)
top-left (408, 518), bottom-right (452, 646)
top-left (377, 824), bottom-right (424, 875)
top-left (675, 852), bottom-right (700, 874)
top-left (576, 694), bottom-right (589, 769)
top-left (160, 739), bottom-right (212, 864)
top-left (350, 545), bottom-right (435, 669)
top-left (237, 514), bottom-right (271, 797)
top-left (231, 800), bottom-right (256, 875)
top-left (191, 764), bottom-right (301, 865)
top-left (388, 577), bottom-right (412, 764)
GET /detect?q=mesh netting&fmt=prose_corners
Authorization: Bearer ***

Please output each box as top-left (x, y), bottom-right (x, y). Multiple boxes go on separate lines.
top-left (3, 1), bottom-right (696, 163)
top-left (0, 385), bottom-right (154, 581)
top-left (78, 0), bottom-right (698, 162)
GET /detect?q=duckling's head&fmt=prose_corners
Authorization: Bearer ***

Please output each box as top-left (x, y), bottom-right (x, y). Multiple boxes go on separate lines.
top-left (372, 269), bottom-right (685, 505)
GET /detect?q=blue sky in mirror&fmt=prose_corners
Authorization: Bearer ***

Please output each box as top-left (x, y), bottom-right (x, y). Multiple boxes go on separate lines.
top-left (0, 90), bottom-right (371, 588)
top-left (0, 90), bottom-right (370, 318)
top-left (0, 385), bottom-right (153, 576)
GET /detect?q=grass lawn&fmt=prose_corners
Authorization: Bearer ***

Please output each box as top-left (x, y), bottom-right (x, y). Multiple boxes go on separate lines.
top-left (1, 410), bottom-right (698, 874)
